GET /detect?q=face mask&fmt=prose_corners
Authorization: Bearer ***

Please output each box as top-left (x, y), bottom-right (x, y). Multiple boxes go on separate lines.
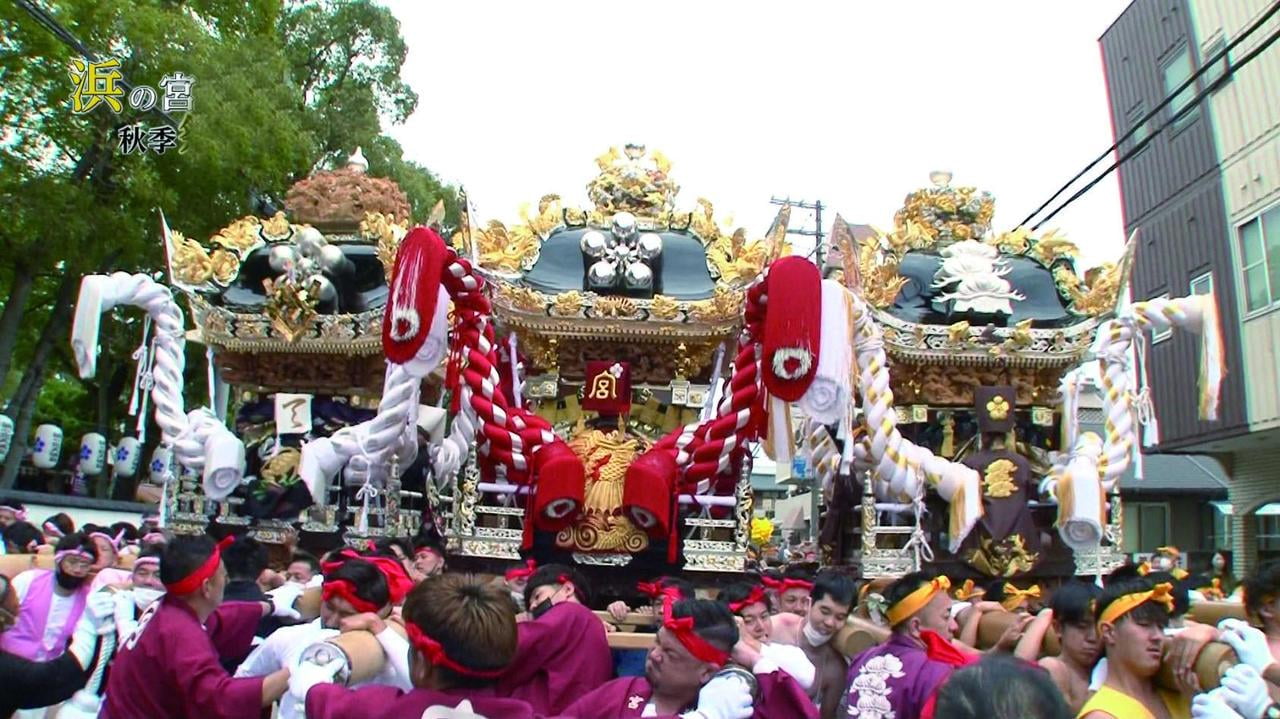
top-left (133, 587), bottom-right (164, 611)
top-left (55, 571), bottom-right (87, 591)
top-left (530, 598), bottom-right (554, 619)
top-left (802, 621), bottom-right (834, 647)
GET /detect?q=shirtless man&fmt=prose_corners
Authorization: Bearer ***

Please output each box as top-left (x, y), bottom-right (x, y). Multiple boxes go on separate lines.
top-left (1016, 580), bottom-right (1101, 715)
top-left (769, 570), bottom-right (854, 719)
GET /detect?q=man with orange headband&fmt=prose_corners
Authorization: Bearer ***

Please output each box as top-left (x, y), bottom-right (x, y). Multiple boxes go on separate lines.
top-left (842, 571), bottom-right (970, 719)
top-left (769, 570), bottom-right (855, 719)
top-left (1078, 577), bottom-right (1191, 719)
top-left (100, 534), bottom-right (300, 719)
top-left (559, 597), bottom-right (754, 719)
top-left (237, 553), bottom-right (410, 719)
top-left (291, 574), bottom-right (540, 718)
top-left (494, 563), bottom-right (612, 714)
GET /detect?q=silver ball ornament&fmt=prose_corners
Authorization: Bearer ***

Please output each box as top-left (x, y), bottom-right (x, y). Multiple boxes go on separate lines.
top-left (296, 228), bottom-right (327, 258)
top-left (580, 230), bottom-right (608, 258)
top-left (268, 245), bottom-right (298, 273)
top-left (588, 260), bottom-right (617, 287)
top-left (623, 262), bottom-right (653, 290)
top-left (637, 233), bottom-right (663, 261)
top-left (295, 256), bottom-right (318, 277)
top-left (611, 212), bottom-right (637, 240)
top-left (311, 274), bottom-right (337, 303)
top-left (318, 244), bottom-right (347, 273)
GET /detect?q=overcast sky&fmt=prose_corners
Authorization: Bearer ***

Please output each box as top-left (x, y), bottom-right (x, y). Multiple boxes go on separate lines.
top-left (383, 0), bottom-right (1134, 270)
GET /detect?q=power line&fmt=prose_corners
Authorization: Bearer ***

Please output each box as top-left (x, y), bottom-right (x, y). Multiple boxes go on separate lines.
top-left (769, 196), bottom-right (826, 266)
top-left (1019, 0), bottom-right (1280, 229)
top-left (1031, 18), bottom-right (1280, 230)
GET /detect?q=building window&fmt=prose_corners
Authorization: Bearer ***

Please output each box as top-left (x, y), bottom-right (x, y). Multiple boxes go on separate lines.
top-left (1238, 205), bottom-right (1280, 312)
top-left (1202, 36), bottom-right (1230, 88)
top-left (1163, 45), bottom-right (1199, 132)
top-left (1124, 502), bottom-right (1170, 552)
top-left (1190, 271), bottom-right (1213, 297)
top-left (1124, 103), bottom-right (1150, 155)
top-left (1152, 292), bottom-right (1173, 342)
top-left (1261, 515), bottom-right (1280, 552)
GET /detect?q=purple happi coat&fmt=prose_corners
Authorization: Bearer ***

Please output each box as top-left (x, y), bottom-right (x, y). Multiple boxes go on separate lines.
top-left (494, 601), bottom-right (613, 715)
top-left (0, 569), bottom-right (89, 661)
top-left (101, 596), bottom-right (266, 719)
top-left (843, 633), bottom-right (955, 719)
top-left (306, 683), bottom-right (539, 719)
top-left (557, 671), bottom-right (817, 719)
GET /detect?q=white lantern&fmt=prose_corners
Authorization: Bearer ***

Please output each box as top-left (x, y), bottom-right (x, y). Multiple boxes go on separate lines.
top-left (31, 424), bottom-right (63, 469)
top-left (149, 446), bottom-right (176, 482)
top-left (113, 436), bottom-right (142, 478)
top-left (78, 432), bottom-right (107, 475)
top-left (0, 415), bottom-right (13, 463)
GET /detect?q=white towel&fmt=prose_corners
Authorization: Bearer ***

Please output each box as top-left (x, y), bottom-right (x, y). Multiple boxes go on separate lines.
top-left (798, 280), bottom-right (853, 425)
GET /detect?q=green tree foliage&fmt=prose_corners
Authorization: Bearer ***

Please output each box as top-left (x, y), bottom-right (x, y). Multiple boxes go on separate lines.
top-left (0, 0), bottom-right (456, 489)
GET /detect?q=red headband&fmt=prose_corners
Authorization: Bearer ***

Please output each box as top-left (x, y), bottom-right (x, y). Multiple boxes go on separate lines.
top-left (322, 579), bottom-right (382, 614)
top-left (728, 585), bottom-right (768, 614)
top-left (405, 622), bottom-right (506, 678)
top-left (637, 580), bottom-right (666, 599)
top-left (321, 551), bottom-right (415, 604)
top-left (762, 576), bottom-right (813, 594)
top-left (165, 536), bottom-right (234, 595)
top-left (504, 559), bottom-right (536, 582)
top-left (415, 546), bottom-right (442, 559)
top-left (662, 589), bottom-right (729, 666)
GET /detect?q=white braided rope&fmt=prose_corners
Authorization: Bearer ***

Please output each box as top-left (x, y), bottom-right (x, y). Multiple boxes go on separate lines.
top-left (847, 290), bottom-right (983, 551)
top-left (71, 273), bottom-right (243, 490)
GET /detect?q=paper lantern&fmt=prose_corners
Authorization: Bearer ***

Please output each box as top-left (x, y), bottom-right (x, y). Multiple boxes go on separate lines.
top-left (78, 432), bottom-right (107, 475)
top-left (113, 436), bottom-right (142, 478)
top-left (31, 424), bottom-right (63, 469)
top-left (0, 415), bottom-right (13, 463)
top-left (149, 446), bottom-right (176, 482)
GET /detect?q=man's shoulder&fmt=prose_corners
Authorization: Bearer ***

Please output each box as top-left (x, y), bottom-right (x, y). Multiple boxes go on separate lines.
top-left (12, 567), bottom-right (47, 594)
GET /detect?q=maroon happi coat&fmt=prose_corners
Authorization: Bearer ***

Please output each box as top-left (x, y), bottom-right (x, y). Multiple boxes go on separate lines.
top-left (494, 601), bottom-right (613, 714)
top-left (557, 671), bottom-right (816, 719)
top-left (306, 683), bottom-right (539, 719)
top-left (101, 597), bottom-right (266, 719)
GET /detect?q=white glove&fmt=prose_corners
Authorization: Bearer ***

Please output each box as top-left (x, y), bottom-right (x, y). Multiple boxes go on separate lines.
top-left (268, 582), bottom-right (304, 620)
top-left (86, 591), bottom-right (118, 635)
top-left (288, 657), bottom-right (344, 701)
top-left (66, 608), bottom-right (104, 669)
top-left (54, 689), bottom-right (104, 719)
top-left (1220, 664), bottom-right (1272, 719)
top-left (1193, 690), bottom-right (1246, 719)
top-left (686, 673), bottom-right (753, 719)
top-left (1218, 619), bottom-right (1277, 673)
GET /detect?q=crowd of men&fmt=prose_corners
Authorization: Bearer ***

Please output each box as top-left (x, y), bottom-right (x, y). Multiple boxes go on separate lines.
top-left (2, 499), bottom-right (1280, 719)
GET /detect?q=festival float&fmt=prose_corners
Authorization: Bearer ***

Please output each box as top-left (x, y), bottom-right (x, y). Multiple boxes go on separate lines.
top-left (64, 147), bottom-right (1225, 592)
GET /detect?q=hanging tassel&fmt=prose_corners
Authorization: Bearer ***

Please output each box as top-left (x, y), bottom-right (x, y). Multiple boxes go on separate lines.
top-left (765, 396), bottom-right (795, 481)
top-left (127, 316), bottom-right (152, 417)
top-left (1060, 369), bottom-right (1080, 452)
top-left (1198, 293), bottom-right (1224, 421)
top-left (798, 280), bottom-right (853, 425)
top-left (508, 332), bottom-right (523, 407)
top-left (354, 480), bottom-right (378, 534)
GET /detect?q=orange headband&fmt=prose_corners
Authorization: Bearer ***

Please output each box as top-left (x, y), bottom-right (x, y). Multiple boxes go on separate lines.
top-left (1000, 583), bottom-right (1041, 611)
top-left (887, 576), bottom-right (950, 626)
top-left (1097, 582), bottom-right (1174, 630)
top-left (953, 579), bottom-right (982, 602)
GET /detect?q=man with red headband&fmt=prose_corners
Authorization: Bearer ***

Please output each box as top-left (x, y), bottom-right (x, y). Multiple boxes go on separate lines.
top-left (719, 582), bottom-right (816, 692)
top-left (0, 532), bottom-right (98, 663)
top-left (237, 553), bottom-right (410, 718)
top-left (503, 559), bottom-right (537, 611)
top-left (768, 570), bottom-right (855, 719)
top-left (560, 597), bottom-right (755, 719)
top-left (291, 573), bottom-right (539, 718)
top-left (841, 571), bottom-right (969, 719)
top-left (765, 567), bottom-right (816, 616)
top-left (493, 563), bottom-right (612, 714)
top-left (100, 534), bottom-right (300, 719)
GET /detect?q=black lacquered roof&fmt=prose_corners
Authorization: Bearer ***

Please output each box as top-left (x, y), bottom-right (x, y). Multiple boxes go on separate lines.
top-left (886, 252), bottom-right (1082, 328)
top-left (520, 228), bottom-right (718, 301)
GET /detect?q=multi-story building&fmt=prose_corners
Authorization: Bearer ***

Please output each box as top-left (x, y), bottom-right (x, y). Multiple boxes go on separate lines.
top-left (1100, 0), bottom-right (1280, 574)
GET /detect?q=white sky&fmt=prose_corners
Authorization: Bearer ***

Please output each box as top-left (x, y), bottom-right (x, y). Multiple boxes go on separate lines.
top-left (384, 0), bottom-right (1134, 270)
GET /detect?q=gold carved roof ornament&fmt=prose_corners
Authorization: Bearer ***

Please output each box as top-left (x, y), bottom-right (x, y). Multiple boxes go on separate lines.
top-left (894, 170), bottom-right (995, 246)
top-left (586, 143), bottom-right (678, 218)
top-left (361, 211), bottom-right (410, 283)
top-left (1061, 231), bottom-right (1138, 318)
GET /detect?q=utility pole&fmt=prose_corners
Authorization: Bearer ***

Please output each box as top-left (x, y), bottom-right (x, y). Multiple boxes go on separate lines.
top-left (769, 197), bottom-right (825, 269)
